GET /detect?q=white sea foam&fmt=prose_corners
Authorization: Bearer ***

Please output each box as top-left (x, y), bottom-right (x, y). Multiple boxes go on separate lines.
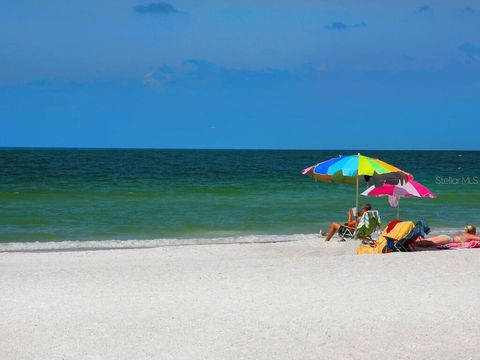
top-left (0, 227), bottom-right (461, 252)
top-left (0, 233), bottom-right (318, 252)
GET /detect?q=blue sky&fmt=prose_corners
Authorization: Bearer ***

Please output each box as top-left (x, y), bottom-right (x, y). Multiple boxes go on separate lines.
top-left (1, 1), bottom-right (479, 149)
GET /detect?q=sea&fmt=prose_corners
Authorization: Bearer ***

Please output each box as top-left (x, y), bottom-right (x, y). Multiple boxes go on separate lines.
top-left (0, 149), bottom-right (479, 251)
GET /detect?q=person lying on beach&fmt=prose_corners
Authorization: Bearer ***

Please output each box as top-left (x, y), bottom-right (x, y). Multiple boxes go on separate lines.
top-left (325, 203), bottom-right (372, 241)
top-left (412, 225), bottom-right (479, 247)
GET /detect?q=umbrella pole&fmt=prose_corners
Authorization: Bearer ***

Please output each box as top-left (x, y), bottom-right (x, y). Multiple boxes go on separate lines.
top-left (355, 161), bottom-right (359, 239)
top-left (355, 152), bottom-right (360, 215)
top-left (397, 200), bottom-right (400, 219)
top-left (355, 173), bottom-right (359, 216)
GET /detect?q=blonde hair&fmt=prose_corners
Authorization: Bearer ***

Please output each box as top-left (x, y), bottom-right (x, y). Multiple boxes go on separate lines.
top-left (464, 225), bottom-right (476, 234)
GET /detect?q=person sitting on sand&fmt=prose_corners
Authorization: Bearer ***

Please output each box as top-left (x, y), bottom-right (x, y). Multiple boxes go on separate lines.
top-left (412, 225), bottom-right (480, 247)
top-left (325, 203), bottom-right (372, 241)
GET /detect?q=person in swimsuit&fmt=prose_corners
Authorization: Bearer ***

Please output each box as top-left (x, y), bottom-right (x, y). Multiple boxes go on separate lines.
top-left (325, 203), bottom-right (372, 241)
top-left (413, 225), bottom-right (480, 247)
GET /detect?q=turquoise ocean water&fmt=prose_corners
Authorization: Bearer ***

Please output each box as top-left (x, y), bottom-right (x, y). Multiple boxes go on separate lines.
top-left (0, 149), bottom-right (479, 250)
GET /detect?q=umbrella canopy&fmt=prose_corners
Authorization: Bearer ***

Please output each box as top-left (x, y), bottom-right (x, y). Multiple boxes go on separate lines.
top-left (302, 154), bottom-right (411, 186)
top-left (361, 179), bottom-right (436, 217)
top-left (302, 153), bottom-right (412, 225)
top-left (362, 180), bottom-right (436, 199)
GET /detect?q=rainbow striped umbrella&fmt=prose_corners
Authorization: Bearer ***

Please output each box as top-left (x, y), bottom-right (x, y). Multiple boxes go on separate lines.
top-left (302, 153), bottom-right (411, 212)
top-left (302, 154), bottom-right (410, 185)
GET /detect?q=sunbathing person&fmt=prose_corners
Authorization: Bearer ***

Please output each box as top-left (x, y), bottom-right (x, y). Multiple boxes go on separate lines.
top-left (325, 203), bottom-right (372, 241)
top-left (412, 225), bottom-right (479, 247)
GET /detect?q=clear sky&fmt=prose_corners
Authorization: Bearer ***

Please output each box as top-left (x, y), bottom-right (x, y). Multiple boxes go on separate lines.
top-left (1, 0), bottom-right (479, 149)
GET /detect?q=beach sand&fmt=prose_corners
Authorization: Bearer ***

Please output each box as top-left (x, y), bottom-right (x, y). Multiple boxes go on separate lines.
top-left (1, 238), bottom-right (479, 360)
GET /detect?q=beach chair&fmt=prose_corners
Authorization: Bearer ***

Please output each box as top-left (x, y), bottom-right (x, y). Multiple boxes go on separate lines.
top-left (356, 210), bottom-right (382, 243)
top-left (337, 210), bottom-right (381, 241)
top-left (357, 220), bottom-right (415, 255)
top-left (394, 220), bottom-right (431, 252)
top-left (338, 224), bottom-right (356, 240)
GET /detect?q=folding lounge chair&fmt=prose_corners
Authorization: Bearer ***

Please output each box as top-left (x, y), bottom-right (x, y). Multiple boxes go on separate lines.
top-left (356, 210), bottom-right (381, 243)
top-left (338, 224), bottom-right (355, 240)
top-left (337, 210), bottom-right (381, 241)
top-left (357, 220), bottom-right (415, 255)
top-left (393, 220), bottom-right (431, 252)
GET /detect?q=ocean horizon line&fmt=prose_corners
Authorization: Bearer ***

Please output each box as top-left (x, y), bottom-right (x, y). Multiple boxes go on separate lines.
top-left (0, 146), bottom-right (478, 152)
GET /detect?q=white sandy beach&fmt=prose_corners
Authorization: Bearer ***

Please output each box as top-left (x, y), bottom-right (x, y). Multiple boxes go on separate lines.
top-left (1, 238), bottom-right (480, 360)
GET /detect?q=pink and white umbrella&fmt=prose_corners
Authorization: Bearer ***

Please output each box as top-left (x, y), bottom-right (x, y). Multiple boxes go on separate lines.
top-left (361, 180), bottom-right (436, 217)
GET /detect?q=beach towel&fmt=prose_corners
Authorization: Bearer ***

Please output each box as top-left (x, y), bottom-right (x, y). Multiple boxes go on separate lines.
top-left (383, 221), bottom-right (415, 241)
top-left (402, 220), bottom-right (431, 243)
top-left (356, 221), bottom-right (415, 255)
top-left (438, 241), bottom-right (480, 249)
top-left (356, 210), bottom-right (381, 239)
top-left (356, 237), bottom-right (387, 254)
top-left (386, 219), bottom-right (402, 233)
top-left (394, 220), bottom-right (431, 251)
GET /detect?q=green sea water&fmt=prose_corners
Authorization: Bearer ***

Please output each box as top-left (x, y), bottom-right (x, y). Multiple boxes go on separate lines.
top-left (0, 149), bottom-right (479, 248)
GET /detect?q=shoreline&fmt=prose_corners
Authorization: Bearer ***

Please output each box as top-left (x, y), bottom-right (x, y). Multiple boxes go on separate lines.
top-left (0, 228), bottom-right (466, 253)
